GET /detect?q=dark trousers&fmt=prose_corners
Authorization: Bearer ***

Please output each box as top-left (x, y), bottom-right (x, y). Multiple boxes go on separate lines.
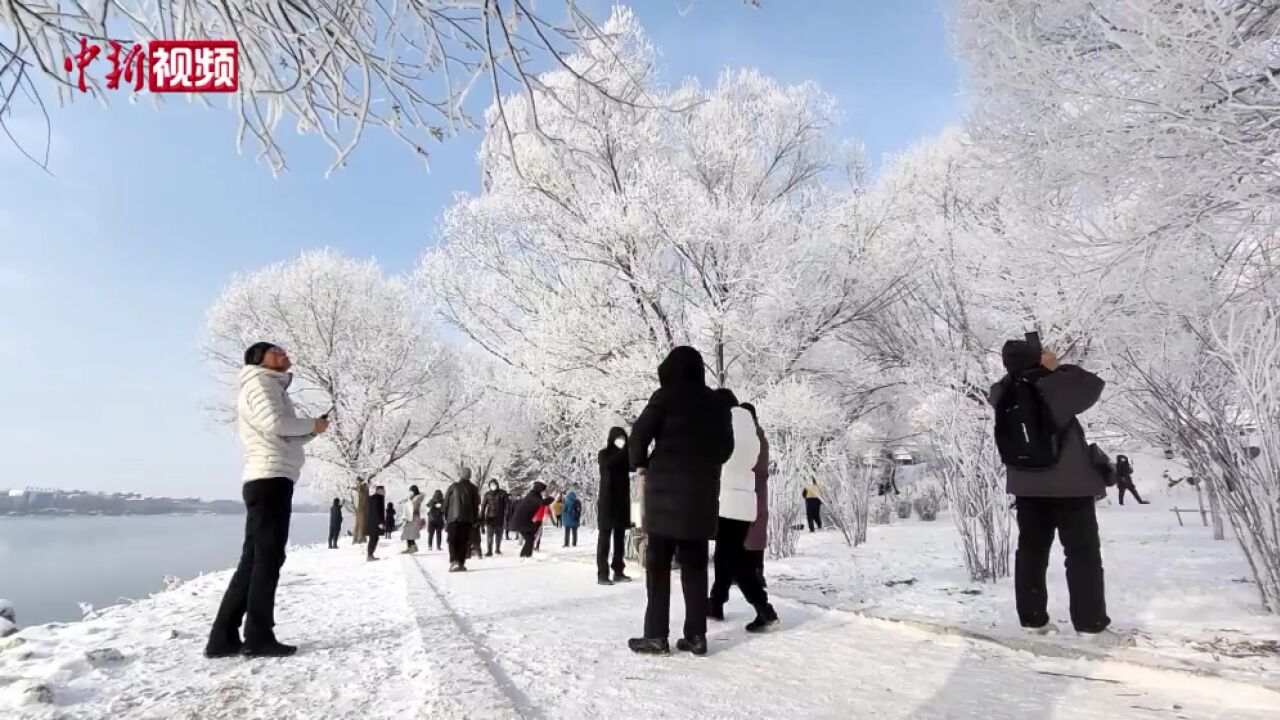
top-left (805, 499), bottom-right (823, 531)
top-left (210, 477), bottom-right (293, 647)
top-left (427, 522), bottom-right (444, 550)
top-left (520, 528), bottom-right (539, 557)
top-left (367, 526), bottom-right (380, 557)
top-left (447, 522), bottom-right (473, 565)
top-left (643, 534), bottom-right (709, 641)
top-left (1015, 496), bottom-right (1110, 633)
top-left (327, 526), bottom-right (340, 549)
top-left (710, 518), bottom-right (770, 610)
top-left (564, 526), bottom-right (578, 547)
top-left (486, 520), bottom-right (504, 555)
top-left (597, 526), bottom-right (626, 578)
top-left (1117, 481), bottom-right (1146, 505)
top-left (747, 549), bottom-right (766, 588)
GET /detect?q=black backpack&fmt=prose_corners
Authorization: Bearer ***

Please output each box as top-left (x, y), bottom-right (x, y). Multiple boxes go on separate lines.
top-left (994, 372), bottom-right (1061, 469)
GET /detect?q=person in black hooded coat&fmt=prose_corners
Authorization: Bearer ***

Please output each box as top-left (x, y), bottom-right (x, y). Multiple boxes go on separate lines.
top-left (596, 427), bottom-right (633, 585)
top-left (627, 346), bottom-right (734, 656)
top-left (511, 481), bottom-right (550, 558)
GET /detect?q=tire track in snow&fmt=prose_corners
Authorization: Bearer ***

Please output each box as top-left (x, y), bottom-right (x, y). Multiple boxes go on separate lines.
top-left (404, 556), bottom-right (542, 720)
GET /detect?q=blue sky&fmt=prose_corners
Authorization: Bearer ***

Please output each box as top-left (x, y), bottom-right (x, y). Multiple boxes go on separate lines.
top-left (0, 1), bottom-right (962, 501)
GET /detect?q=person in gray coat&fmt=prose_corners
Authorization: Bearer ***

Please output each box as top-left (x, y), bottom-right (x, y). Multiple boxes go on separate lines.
top-left (990, 341), bottom-right (1119, 643)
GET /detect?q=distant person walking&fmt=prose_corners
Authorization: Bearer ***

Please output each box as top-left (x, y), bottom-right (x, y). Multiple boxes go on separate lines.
top-left (426, 489), bottom-right (445, 551)
top-left (206, 342), bottom-right (328, 659)
top-left (481, 480), bottom-right (510, 556)
top-left (803, 481), bottom-right (824, 532)
top-left (512, 482), bottom-right (549, 558)
top-left (445, 468), bottom-right (481, 572)
top-left (708, 390), bottom-right (778, 633)
top-left (597, 427), bottom-right (633, 585)
top-left (628, 346), bottom-right (734, 657)
top-left (366, 485), bottom-right (387, 561)
top-left (551, 495), bottom-right (564, 528)
top-left (740, 403), bottom-right (770, 589)
top-left (402, 485), bottom-right (424, 554)
top-left (384, 502), bottom-right (397, 540)
top-left (562, 490), bottom-right (582, 547)
top-left (990, 341), bottom-right (1126, 645)
top-left (328, 499), bottom-right (343, 549)
top-left (1114, 455), bottom-right (1150, 506)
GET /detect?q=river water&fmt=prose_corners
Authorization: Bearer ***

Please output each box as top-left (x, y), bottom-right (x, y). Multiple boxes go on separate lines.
top-left (0, 514), bottom-right (329, 626)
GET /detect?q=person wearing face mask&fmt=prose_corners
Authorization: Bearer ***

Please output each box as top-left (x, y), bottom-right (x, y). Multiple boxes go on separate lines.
top-left (480, 479), bottom-right (511, 556)
top-left (596, 427), bottom-right (633, 585)
top-left (401, 485), bottom-right (424, 554)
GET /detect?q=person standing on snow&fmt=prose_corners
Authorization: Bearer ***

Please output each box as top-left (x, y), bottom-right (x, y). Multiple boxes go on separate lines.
top-left (708, 392), bottom-right (777, 633)
top-left (328, 498), bottom-right (343, 549)
top-left (596, 427), bottom-right (633, 585)
top-left (802, 481), bottom-right (824, 531)
top-left (401, 485), bottom-right (424, 554)
top-left (444, 468), bottom-right (482, 572)
top-left (366, 485), bottom-right (387, 561)
top-left (551, 494), bottom-right (564, 528)
top-left (206, 342), bottom-right (328, 659)
top-left (990, 340), bottom-right (1128, 645)
top-left (384, 501), bottom-right (397, 540)
top-left (512, 481), bottom-right (550, 558)
top-left (480, 479), bottom-right (511, 556)
top-left (740, 403), bottom-right (770, 589)
top-left (627, 346), bottom-right (734, 657)
top-left (425, 489), bottom-right (446, 551)
top-left (1114, 455), bottom-right (1150, 506)
top-left (562, 490), bottom-right (582, 547)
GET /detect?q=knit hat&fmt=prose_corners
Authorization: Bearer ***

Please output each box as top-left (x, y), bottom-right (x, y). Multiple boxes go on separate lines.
top-left (1001, 340), bottom-right (1040, 373)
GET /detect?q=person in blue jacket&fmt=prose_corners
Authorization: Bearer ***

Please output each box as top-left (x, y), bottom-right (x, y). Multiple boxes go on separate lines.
top-left (562, 490), bottom-right (582, 547)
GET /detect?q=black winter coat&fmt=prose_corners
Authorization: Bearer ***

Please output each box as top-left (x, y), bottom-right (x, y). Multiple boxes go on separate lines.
top-left (511, 482), bottom-right (549, 534)
top-left (445, 479), bottom-right (481, 524)
top-left (329, 503), bottom-right (342, 532)
top-left (597, 427), bottom-right (632, 530)
top-left (366, 493), bottom-right (386, 533)
top-left (426, 491), bottom-right (445, 526)
top-left (481, 488), bottom-right (510, 523)
top-left (630, 347), bottom-right (734, 541)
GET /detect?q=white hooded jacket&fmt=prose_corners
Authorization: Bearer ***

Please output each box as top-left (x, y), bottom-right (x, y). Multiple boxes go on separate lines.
top-left (237, 365), bottom-right (317, 482)
top-left (719, 406), bottom-right (761, 522)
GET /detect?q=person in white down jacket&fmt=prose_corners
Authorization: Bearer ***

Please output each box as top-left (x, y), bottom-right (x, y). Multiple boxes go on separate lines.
top-left (205, 342), bottom-right (328, 660)
top-left (708, 388), bottom-right (779, 634)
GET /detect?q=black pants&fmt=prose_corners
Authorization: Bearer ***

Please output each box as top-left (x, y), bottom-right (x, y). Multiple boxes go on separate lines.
top-left (1015, 496), bottom-right (1110, 633)
top-left (520, 528), bottom-right (539, 557)
top-left (367, 526), bottom-right (380, 557)
top-left (210, 477), bottom-right (293, 647)
top-left (597, 526), bottom-right (626, 578)
top-left (710, 518), bottom-right (770, 610)
top-left (643, 534), bottom-right (709, 641)
top-left (1117, 481), bottom-right (1146, 505)
top-left (486, 520), bottom-right (504, 555)
top-left (447, 522), bottom-right (473, 565)
top-left (805, 499), bottom-right (823, 531)
top-left (747, 549), bottom-right (766, 588)
top-left (327, 526), bottom-right (340, 549)
top-left (427, 522), bottom-right (444, 550)
top-left (564, 526), bottom-right (578, 547)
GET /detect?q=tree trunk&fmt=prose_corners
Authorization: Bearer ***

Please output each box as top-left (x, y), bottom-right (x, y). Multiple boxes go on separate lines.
top-left (353, 480), bottom-right (369, 544)
top-left (1204, 479), bottom-right (1226, 541)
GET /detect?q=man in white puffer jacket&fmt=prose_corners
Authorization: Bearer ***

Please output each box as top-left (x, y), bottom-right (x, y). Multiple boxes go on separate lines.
top-left (206, 342), bottom-right (327, 660)
top-left (709, 389), bottom-right (779, 634)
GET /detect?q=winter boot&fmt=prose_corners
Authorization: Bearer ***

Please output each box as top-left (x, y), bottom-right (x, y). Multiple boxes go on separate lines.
top-left (745, 603), bottom-right (779, 633)
top-left (598, 575), bottom-right (615, 586)
top-left (1079, 628), bottom-right (1136, 648)
top-left (707, 599), bottom-right (725, 622)
top-left (241, 640), bottom-right (297, 659)
top-left (675, 636), bottom-right (709, 656)
top-left (1028, 622), bottom-right (1060, 636)
top-left (366, 555), bottom-right (379, 562)
top-left (203, 630), bottom-right (242, 659)
top-left (627, 637), bottom-right (670, 656)
top-left (613, 571), bottom-right (633, 583)
top-left (448, 563), bottom-right (461, 573)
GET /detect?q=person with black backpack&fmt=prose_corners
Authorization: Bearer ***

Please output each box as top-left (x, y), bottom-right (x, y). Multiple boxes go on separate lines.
top-left (989, 339), bottom-right (1130, 646)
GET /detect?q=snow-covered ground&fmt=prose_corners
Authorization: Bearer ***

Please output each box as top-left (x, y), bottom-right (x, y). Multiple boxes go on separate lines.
top-left (3, 513), bottom-right (1280, 719)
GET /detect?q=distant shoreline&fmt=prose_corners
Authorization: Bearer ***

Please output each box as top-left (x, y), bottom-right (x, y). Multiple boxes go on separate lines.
top-left (0, 511), bottom-right (326, 519)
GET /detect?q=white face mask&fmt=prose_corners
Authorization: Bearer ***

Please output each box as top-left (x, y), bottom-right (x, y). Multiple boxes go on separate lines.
top-left (614, 437), bottom-right (625, 448)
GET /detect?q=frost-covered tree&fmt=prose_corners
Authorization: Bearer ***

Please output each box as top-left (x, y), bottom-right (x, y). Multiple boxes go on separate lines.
top-left (957, 0), bottom-right (1280, 609)
top-left (203, 249), bottom-right (471, 541)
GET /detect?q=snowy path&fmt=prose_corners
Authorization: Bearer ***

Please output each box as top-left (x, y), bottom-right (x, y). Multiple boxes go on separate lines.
top-left (5, 544), bottom-right (1280, 719)
top-left (404, 550), bottom-right (1280, 720)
